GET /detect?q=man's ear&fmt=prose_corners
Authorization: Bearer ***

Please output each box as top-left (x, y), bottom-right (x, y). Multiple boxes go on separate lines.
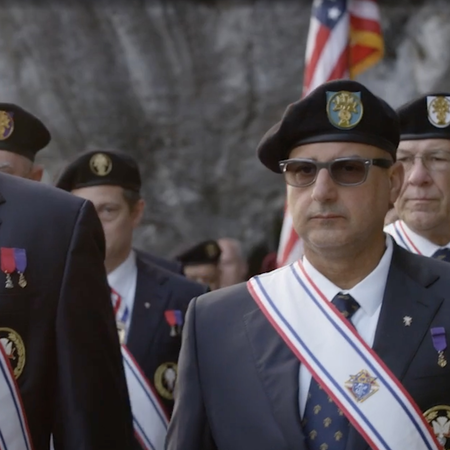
top-left (29, 164), bottom-right (44, 181)
top-left (132, 199), bottom-right (145, 228)
top-left (388, 161), bottom-right (404, 205)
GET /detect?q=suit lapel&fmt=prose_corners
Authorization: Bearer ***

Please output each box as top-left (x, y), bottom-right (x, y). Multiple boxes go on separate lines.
top-left (126, 257), bottom-right (171, 364)
top-left (345, 245), bottom-right (444, 450)
top-left (244, 306), bottom-right (307, 450)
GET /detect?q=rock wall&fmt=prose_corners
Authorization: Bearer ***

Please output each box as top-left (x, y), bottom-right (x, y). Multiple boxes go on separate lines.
top-left (0, 0), bottom-right (447, 258)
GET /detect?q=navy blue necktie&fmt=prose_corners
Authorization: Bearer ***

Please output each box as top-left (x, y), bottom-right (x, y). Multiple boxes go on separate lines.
top-left (302, 293), bottom-right (360, 450)
top-left (432, 248), bottom-right (450, 262)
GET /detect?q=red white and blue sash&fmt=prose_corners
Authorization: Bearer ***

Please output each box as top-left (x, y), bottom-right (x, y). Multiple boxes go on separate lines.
top-left (0, 343), bottom-right (33, 450)
top-left (385, 220), bottom-right (422, 254)
top-left (248, 262), bottom-right (441, 450)
top-left (111, 289), bottom-right (168, 450)
top-left (121, 347), bottom-right (169, 450)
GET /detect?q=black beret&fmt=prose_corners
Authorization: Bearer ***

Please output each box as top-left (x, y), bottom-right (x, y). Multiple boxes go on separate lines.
top-left (56, 150), bottom-right (141, 192)
top-left (397, 93), bottom-right (450, 140)
top-left (0, 103), bottom-right (50, 161)
top-left (257, 79), bottom-right (400, 173)
top-left (175, 240), bottom-right (221, 266)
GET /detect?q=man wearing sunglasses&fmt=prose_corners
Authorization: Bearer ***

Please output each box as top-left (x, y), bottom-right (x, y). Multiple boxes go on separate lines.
top-left (385, 94), bottom-right (450, 263)
top-left (167, 80), bottom-right (450, 450)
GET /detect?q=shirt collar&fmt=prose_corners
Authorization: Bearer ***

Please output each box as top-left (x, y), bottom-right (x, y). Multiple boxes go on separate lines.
top-left (302, 235), bottom-right (394, 317)
top-left (107, 250), bottom-right (137, 299)
top-left (400, 221), bottom-right (450, 256)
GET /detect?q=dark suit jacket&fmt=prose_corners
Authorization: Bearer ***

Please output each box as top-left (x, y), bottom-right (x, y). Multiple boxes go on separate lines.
top-left (0, 173), bottom-right (134, 449)
top-left (126, 255), bottom-right (207, 417)
top-left (134, 249), bottom-right (184, 275)
top-left (167, 244), bottom-right (450, 450)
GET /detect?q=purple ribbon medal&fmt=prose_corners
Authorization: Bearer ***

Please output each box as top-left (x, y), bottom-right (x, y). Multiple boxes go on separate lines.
top-left (13, 248), bottom-right (27, 289)
top-left (431, 327), bottom-right (447, 368)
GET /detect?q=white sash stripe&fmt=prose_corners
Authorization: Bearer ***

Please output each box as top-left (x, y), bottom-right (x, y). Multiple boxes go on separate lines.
top-left (121, 346), bottom-right (168, 450)
top-left (0, 344), bottom-right (33, 450)
top-left (248, 262), bottom-right (440, 450)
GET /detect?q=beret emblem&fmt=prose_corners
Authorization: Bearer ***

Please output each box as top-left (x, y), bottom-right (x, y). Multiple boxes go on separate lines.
top-left (427, 96), bottom-right (450, 129)
top-left (326, 91), bottom-right (363, 130)
top-left (90, 153), bottom-right (113, 176)
top-left (0, 111), bottom-right (14, 141)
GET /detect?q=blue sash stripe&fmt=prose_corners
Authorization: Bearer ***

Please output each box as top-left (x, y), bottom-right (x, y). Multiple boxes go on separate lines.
top-left (133, 416), bottom-right (156, 450)
top-left (123, 354), bottom-right (168, 426)
top-left (393, 223), bottom-right (413, 252)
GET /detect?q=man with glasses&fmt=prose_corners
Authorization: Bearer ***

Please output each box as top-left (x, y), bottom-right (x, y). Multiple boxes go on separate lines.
top-left (385, 94), bottom-right (450, 262)
top-left (167, 80), bottom-right (450, 450)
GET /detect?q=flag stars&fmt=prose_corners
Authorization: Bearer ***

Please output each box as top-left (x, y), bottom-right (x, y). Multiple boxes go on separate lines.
top-left (328, 6), bottom-right (341, 20)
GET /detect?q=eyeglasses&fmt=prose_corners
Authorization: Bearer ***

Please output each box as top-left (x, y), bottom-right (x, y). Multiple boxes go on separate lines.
top-left (397, 153), bottom-right (450, 172)
top-left (279, 157), bottom-right (393, 187)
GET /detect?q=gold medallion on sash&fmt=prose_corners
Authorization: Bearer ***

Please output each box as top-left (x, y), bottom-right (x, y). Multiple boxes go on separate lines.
top-left (424, 405), bottom-right (450, 449)
top-left (0, 328), bottom-right (26, 379)
top-left (154, 362), bottom-right (178, 400)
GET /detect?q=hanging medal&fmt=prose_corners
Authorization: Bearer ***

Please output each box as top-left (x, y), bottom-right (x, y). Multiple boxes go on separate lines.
top-left (13, 248), bottom-right (27, 288)
top-left (1, 248), bottom-right (15, 289)
top-left (164, 310), bottom-right (184, 337)
top-left (431, 327), bottom-right (447, 367)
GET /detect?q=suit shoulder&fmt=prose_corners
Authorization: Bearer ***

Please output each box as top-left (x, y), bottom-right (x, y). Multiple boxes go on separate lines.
top-left (0, 174), bottom-right (85, 219)
top-left (134, 248), bottom-right (182, 274)
top-left (195, 283), bottom-right (256, 317)
top-left (137, 255), bottom-right (207, 298)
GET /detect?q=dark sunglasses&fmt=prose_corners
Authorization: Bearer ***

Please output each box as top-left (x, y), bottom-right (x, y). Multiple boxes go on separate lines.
top-left (279, 157), bottom-right (393, 187)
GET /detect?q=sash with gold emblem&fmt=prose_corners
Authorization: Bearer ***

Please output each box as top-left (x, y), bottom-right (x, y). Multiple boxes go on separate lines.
top-left (0, 335), bottom-right (33, 450)
top-left (247, 262), bottom-right (442, 450)
top-left (111, 289), bottom-right (169, 450)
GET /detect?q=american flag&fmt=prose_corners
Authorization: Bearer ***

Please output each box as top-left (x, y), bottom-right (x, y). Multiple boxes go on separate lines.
top-left (277, 0), bottom-right (384, 267)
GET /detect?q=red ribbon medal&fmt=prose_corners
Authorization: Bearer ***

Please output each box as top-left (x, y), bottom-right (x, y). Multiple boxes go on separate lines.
top-left (1, 248), bottom-right (16, 289)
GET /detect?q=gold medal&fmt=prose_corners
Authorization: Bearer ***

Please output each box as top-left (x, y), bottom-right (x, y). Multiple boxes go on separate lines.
top-left (424, 405), bottom-right (450, 449)
top-left (0, 328), bottom-right (26, 379)
top-left (154, 362), bottom-right (178, 400)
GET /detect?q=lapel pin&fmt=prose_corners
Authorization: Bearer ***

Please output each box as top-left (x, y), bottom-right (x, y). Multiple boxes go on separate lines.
top-left (144, 302), bottom-right (150, 309)
top-left (431, 327), bottom-right (447, 368)
top-left (164, 310), bottom-right (184, 337)
top-left (403, 316), bottom-right (412, 327)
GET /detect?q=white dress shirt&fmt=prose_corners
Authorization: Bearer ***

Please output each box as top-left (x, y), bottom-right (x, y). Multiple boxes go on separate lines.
top-left (385, 220), bottom-right (450, 256)
top-left (298, 236), bottom-right (394, 416)
top-left (107, 250), bottom-right (138, 338)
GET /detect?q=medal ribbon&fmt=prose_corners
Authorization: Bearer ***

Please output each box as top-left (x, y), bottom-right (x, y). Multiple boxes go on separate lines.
top-left (430, 327), bottom-right (447, 352)
top-left (164, 311), bottom-right (177, 327)
top-left (173, 310), bottom-right (183, 326)
top-left (13, 248), bottom-right (27, 274)
top-left (1, 247), bottom-right (16, 274)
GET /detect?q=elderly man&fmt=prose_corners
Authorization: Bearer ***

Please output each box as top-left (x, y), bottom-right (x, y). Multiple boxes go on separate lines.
top-left (167, 80), bottom-right (450, 450)
top-left (56, 150), bottom-right (207, 449)
top-left (217, 238), bottom-right (248, 287)
top-left (385, 94), bottom-right (450, 261)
